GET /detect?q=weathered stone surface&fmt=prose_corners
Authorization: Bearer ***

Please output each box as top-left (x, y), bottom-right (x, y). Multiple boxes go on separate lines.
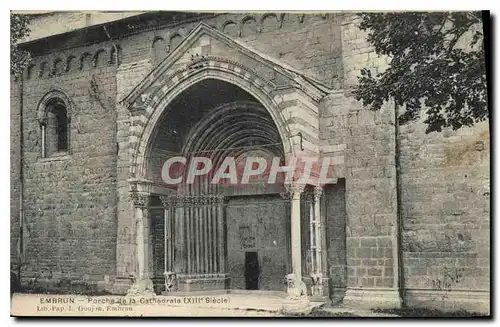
top-left (10, 12), bottom-right (489, 313)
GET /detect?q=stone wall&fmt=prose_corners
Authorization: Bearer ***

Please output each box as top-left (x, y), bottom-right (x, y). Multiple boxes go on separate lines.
top-left (13, 47), bottom-right (119, 292)
top-left (322, 13), bottom-right (490, 312)
top-left (399, 120), bottom-right (490, 312)
top-left (10, 77), bottom-right (21, 267)
top-left (118, 13), bottom-right (343, 88)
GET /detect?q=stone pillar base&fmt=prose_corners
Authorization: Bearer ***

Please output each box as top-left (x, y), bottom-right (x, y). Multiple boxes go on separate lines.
top-left (282, 297), bottom-right (312, 315)
top-left (304, 277), bottom-right (331, 304)
top-left (127, 277), bottom-right (155, 296)
top-left (343, 288), bottom-right (402, 309)
top-left (112, 277), bottom-right (133, 295)
top-left (330, 287), bottom-right (347, 305)
top-left (174, 274), bottom-right (230, 293)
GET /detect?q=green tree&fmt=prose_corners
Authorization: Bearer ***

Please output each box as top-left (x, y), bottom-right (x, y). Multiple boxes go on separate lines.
top-left (354, 12), bottom-right (488, 133)
top-left (11, 13), bottom-right (31, 78)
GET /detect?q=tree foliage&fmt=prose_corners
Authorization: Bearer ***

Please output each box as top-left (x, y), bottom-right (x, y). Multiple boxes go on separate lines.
top-left (354, 12), bottom-right (488, 133)
top-left (11, 13), bottom-right (31, 78)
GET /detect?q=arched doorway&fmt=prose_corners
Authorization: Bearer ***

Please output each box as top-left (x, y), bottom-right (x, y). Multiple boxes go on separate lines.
top-left (144, 79), bottom-right (289, 293)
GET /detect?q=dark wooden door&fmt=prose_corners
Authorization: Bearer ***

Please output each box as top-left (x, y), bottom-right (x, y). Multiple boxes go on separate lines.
top-left (245, 251), bottom-right (259, 290)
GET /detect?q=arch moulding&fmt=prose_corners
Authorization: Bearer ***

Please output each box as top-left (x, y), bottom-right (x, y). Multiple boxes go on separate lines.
top-left (120, 22), bottom-right (330, 182)
top-left (37, 88), bottom-right (74, 124)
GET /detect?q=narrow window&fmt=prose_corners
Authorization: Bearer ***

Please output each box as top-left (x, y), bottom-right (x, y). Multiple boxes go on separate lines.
top-left (55, 105), bottom-right (68, 152)
top-left (44, 100), bottom-right (70, 157)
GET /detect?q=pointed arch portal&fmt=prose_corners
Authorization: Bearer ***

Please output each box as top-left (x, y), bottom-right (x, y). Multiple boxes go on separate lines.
top-left (117, 22), bottom-right (331, 298)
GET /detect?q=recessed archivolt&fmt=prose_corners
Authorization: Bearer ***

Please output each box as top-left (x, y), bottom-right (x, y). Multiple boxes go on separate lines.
top-left (137, 56), bottom-right (276, 112)
top-left (37, 88), bottom-right (74, 123)
top-left (176, 101), bottom-right (284, 195)
top-left (129, 68), bottom-right (296, 178)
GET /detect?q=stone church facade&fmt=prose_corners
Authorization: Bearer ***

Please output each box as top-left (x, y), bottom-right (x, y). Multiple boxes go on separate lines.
top-left (10, 12), bottom-right (490, 313)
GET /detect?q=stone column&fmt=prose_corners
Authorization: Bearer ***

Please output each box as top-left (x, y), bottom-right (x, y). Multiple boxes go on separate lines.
top-left (175, 196), bottom-right (186, 273)
top-left (311, 186), bottom-right (328, 299)
top-left (285, 183), bottom-right (307, 298)
top-left (127, 191), bottom-right (155, 296)
top-left (215, 195), bottom-right (226, 273)
top-left (160, 196), bottom-right (178, 292)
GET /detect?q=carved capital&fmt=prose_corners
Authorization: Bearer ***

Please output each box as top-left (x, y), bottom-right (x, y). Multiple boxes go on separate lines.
top-left (279, 191), bottom-right (291, 200)
top-left (159, 195), bottom-right (177, 208)
top-left (285, 183), bottom-right (306, 198)
top-left (38, 117), bottom-right (48, 126)
top-left (130, 191), bottom-right (150, 208)
top-left (214, 195), bottom-right (225, 205)
top-left (313, 186), bottom-right (323, 202)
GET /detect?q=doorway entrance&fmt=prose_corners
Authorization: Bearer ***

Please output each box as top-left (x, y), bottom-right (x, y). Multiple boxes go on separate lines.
top-left (245, 252), bottom-right (260, 290)
top-left (226, 195), bottom-right (289, 291)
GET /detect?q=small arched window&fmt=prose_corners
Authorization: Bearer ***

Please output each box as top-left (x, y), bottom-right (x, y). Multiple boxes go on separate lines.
top-left (47, 100), bottom-right (69, 153)
top-left (38, 90), bottom-right (73, 158)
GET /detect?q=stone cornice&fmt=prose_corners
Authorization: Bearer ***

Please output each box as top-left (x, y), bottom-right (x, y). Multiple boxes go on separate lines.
top-left (20, 12), bottom-right (219, 57)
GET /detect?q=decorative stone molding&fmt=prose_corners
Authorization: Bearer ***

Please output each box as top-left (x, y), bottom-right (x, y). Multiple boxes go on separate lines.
top-left (37, 88), bottom-right (74, 124)
top-left (122, 23), bottom-right (330, 108)
top-left (122, 22), bottom-right (325, 186)
top-left (313, 185), bottom-right (323, 202)
top-left (158, 194), bottom-right (226, 207)
top-left (279, 191), bottom-right (291, 200)
top-left (177, 273), bottom-right (228, 279)
top-left (25, 46), bottom-right (118, 80)
top-left (130, 93), bottom-right (149, 114)
top-left (130, 191), bottom-right (150, 208)
top-left (159, 195), bottom-right (177, 207)
top-left (285, 183), bottom-right (306, 197)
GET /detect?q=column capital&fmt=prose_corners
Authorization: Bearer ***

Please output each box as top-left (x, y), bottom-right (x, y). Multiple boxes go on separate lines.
top-left (159, 195), bottom-right (178, 207)
top-left (130, 191), bottom-right (150, 208)
top-left (285, 183), bottom-right (306, 198)
top-left (128, 177), bottom-right (153, 193)
top-left (279, 191), bottom-right (291, 200)
top-left (214, 195), bottom-right (225, 205)
top-left (313, 185), bottom-right (323, 202)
